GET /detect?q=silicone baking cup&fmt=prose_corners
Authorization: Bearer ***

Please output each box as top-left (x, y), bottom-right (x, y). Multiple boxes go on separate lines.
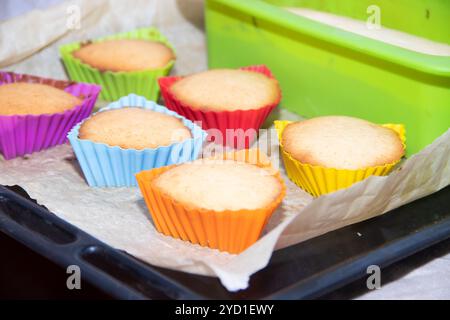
top-left (68, 94), bottom-right (206, 187)
top-left (59, 27), bottom-right (175, 101)
top-left (136, 149), bottom-right (286, 254)
top-left (275, 120), bottom-right (406, 197)
top-left (0, 71), bottom-right (101, 160)
top-left (158, 65), bottom-right (281, 149)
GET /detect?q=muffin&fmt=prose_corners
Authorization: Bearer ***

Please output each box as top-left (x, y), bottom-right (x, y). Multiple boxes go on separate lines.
top-left (169, 69), bottom-right (279, 111)
top-left (275, 116), bottom-right (406, 196)
top-left (154, 159), bottom-right (282, 211)
top-left (72, 39), bottom-right (174, 72)
top-left (136, 149), bottom-right (286, 254)
top-left (159, 65), bottom-right (281, 148)
top-left (60, 27), bottom-right (175, 101)
top-left (78, 107), bottom-right (191, 149)
top-left (282, 116), bottom-right (404, 170)
top-left (67, 94), bottom-right (206, 187)
top-left (0, 71), bottom-right (100, 160)
top-left (0, 82), bottom-right (82, 115)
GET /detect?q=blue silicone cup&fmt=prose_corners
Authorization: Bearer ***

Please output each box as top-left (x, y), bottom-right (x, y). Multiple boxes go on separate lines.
top-left (67, 94), bottom-right (207, 187)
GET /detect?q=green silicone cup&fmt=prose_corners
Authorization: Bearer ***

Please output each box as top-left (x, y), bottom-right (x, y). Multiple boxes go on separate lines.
top-left (59, 27), bottom-right (175, 101)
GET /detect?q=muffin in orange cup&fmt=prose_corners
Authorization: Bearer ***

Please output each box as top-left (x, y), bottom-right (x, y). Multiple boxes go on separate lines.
top-left (136, 149), bottom-right (286, 254)
top-left (158, 65), bottom-right (281, 149)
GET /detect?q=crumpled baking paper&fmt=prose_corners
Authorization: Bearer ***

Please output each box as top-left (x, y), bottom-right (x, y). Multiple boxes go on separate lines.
top-left (0, 0), bottom-right (108, 68)
top-left (1, 0), bottom-right (449, 292)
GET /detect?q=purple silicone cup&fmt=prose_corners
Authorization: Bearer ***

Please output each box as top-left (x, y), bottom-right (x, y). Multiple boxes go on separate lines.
top-left (0, 71), bottom-right (101, 160)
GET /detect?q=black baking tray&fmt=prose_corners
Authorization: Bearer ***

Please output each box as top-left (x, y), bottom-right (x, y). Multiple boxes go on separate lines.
top-left (0, 184), bottom-right (449, 299)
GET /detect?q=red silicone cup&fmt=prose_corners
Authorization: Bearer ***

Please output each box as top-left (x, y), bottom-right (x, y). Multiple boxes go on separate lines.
top-left (0, 71), bottom-right (101, 160)
top-left (158, 65), bottom-right (281, 149)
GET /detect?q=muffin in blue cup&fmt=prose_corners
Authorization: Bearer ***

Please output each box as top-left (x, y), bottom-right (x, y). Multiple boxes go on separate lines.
top-left (68, 94), bottom-right (207, 187)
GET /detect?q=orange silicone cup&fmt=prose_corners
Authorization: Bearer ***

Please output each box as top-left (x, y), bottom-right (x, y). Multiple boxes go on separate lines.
top-left (136, 149), bottom-right (286, 254)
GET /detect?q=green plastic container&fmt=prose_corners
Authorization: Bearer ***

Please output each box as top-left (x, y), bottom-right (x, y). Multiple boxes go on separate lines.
top-left (205, 0), bottom-right (450, 155)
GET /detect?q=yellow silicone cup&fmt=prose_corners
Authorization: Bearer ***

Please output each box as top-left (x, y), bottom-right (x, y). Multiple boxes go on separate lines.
top-left (274, 120), bottom-right (406, 197)
top-left (59, 27), bottom-right (175, 101)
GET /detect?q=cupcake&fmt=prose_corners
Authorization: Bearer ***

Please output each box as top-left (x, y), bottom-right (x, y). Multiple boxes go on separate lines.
top-left (72, 39), bottom-right (174, 72)
top-left (0, 83), bottom-right (82, 115)
top-left (275, 116), bottom-right (406, 196)
top-left (136, 149), bottom-right (286, 254)
top-left (68, 94), bottom-right (206, 187)
top-left (159, 65), bottom-right (281, 149)
top-left (78, 108), bottom-right (191, 150)
top-left (60, 27), bottom-right (175, 101)
top-left (0, 71), bottom-right (101, 160)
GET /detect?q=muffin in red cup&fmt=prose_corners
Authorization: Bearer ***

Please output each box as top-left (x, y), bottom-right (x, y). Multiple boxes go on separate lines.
top-left (158, 65), bottom-right (281, 149)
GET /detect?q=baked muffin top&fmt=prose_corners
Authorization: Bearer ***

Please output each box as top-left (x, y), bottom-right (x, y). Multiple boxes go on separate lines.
top-left (0, 82), bottom-right (82, 116)
top-left (78, 107), bottom-right (191, 149)
top-left (153, 159), bottom-right (283, 211)
top-left (281, 116), bottom-right (404, 170)
top-left (169, 69), bottom-right (280, 111)
top-left (72, 39), bottom-right (174, 72)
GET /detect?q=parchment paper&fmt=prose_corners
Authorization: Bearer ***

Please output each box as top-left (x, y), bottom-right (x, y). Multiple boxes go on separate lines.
top-left (1, 0), bottom-right (449, 292)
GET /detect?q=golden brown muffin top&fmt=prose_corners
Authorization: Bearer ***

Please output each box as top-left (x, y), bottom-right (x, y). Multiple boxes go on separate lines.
top-left (0, 82), bottom-right (82, 116)
top-left (72, 39), bottom-right (174, 72)
top-left (170, 69), bottom-right (280, 111)
top-left (153, 159), bottom-right (283, 211)
top-left (281, 116), bottom-right (404, 170)
top-left (78, 107), bottom-right (191, 150)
